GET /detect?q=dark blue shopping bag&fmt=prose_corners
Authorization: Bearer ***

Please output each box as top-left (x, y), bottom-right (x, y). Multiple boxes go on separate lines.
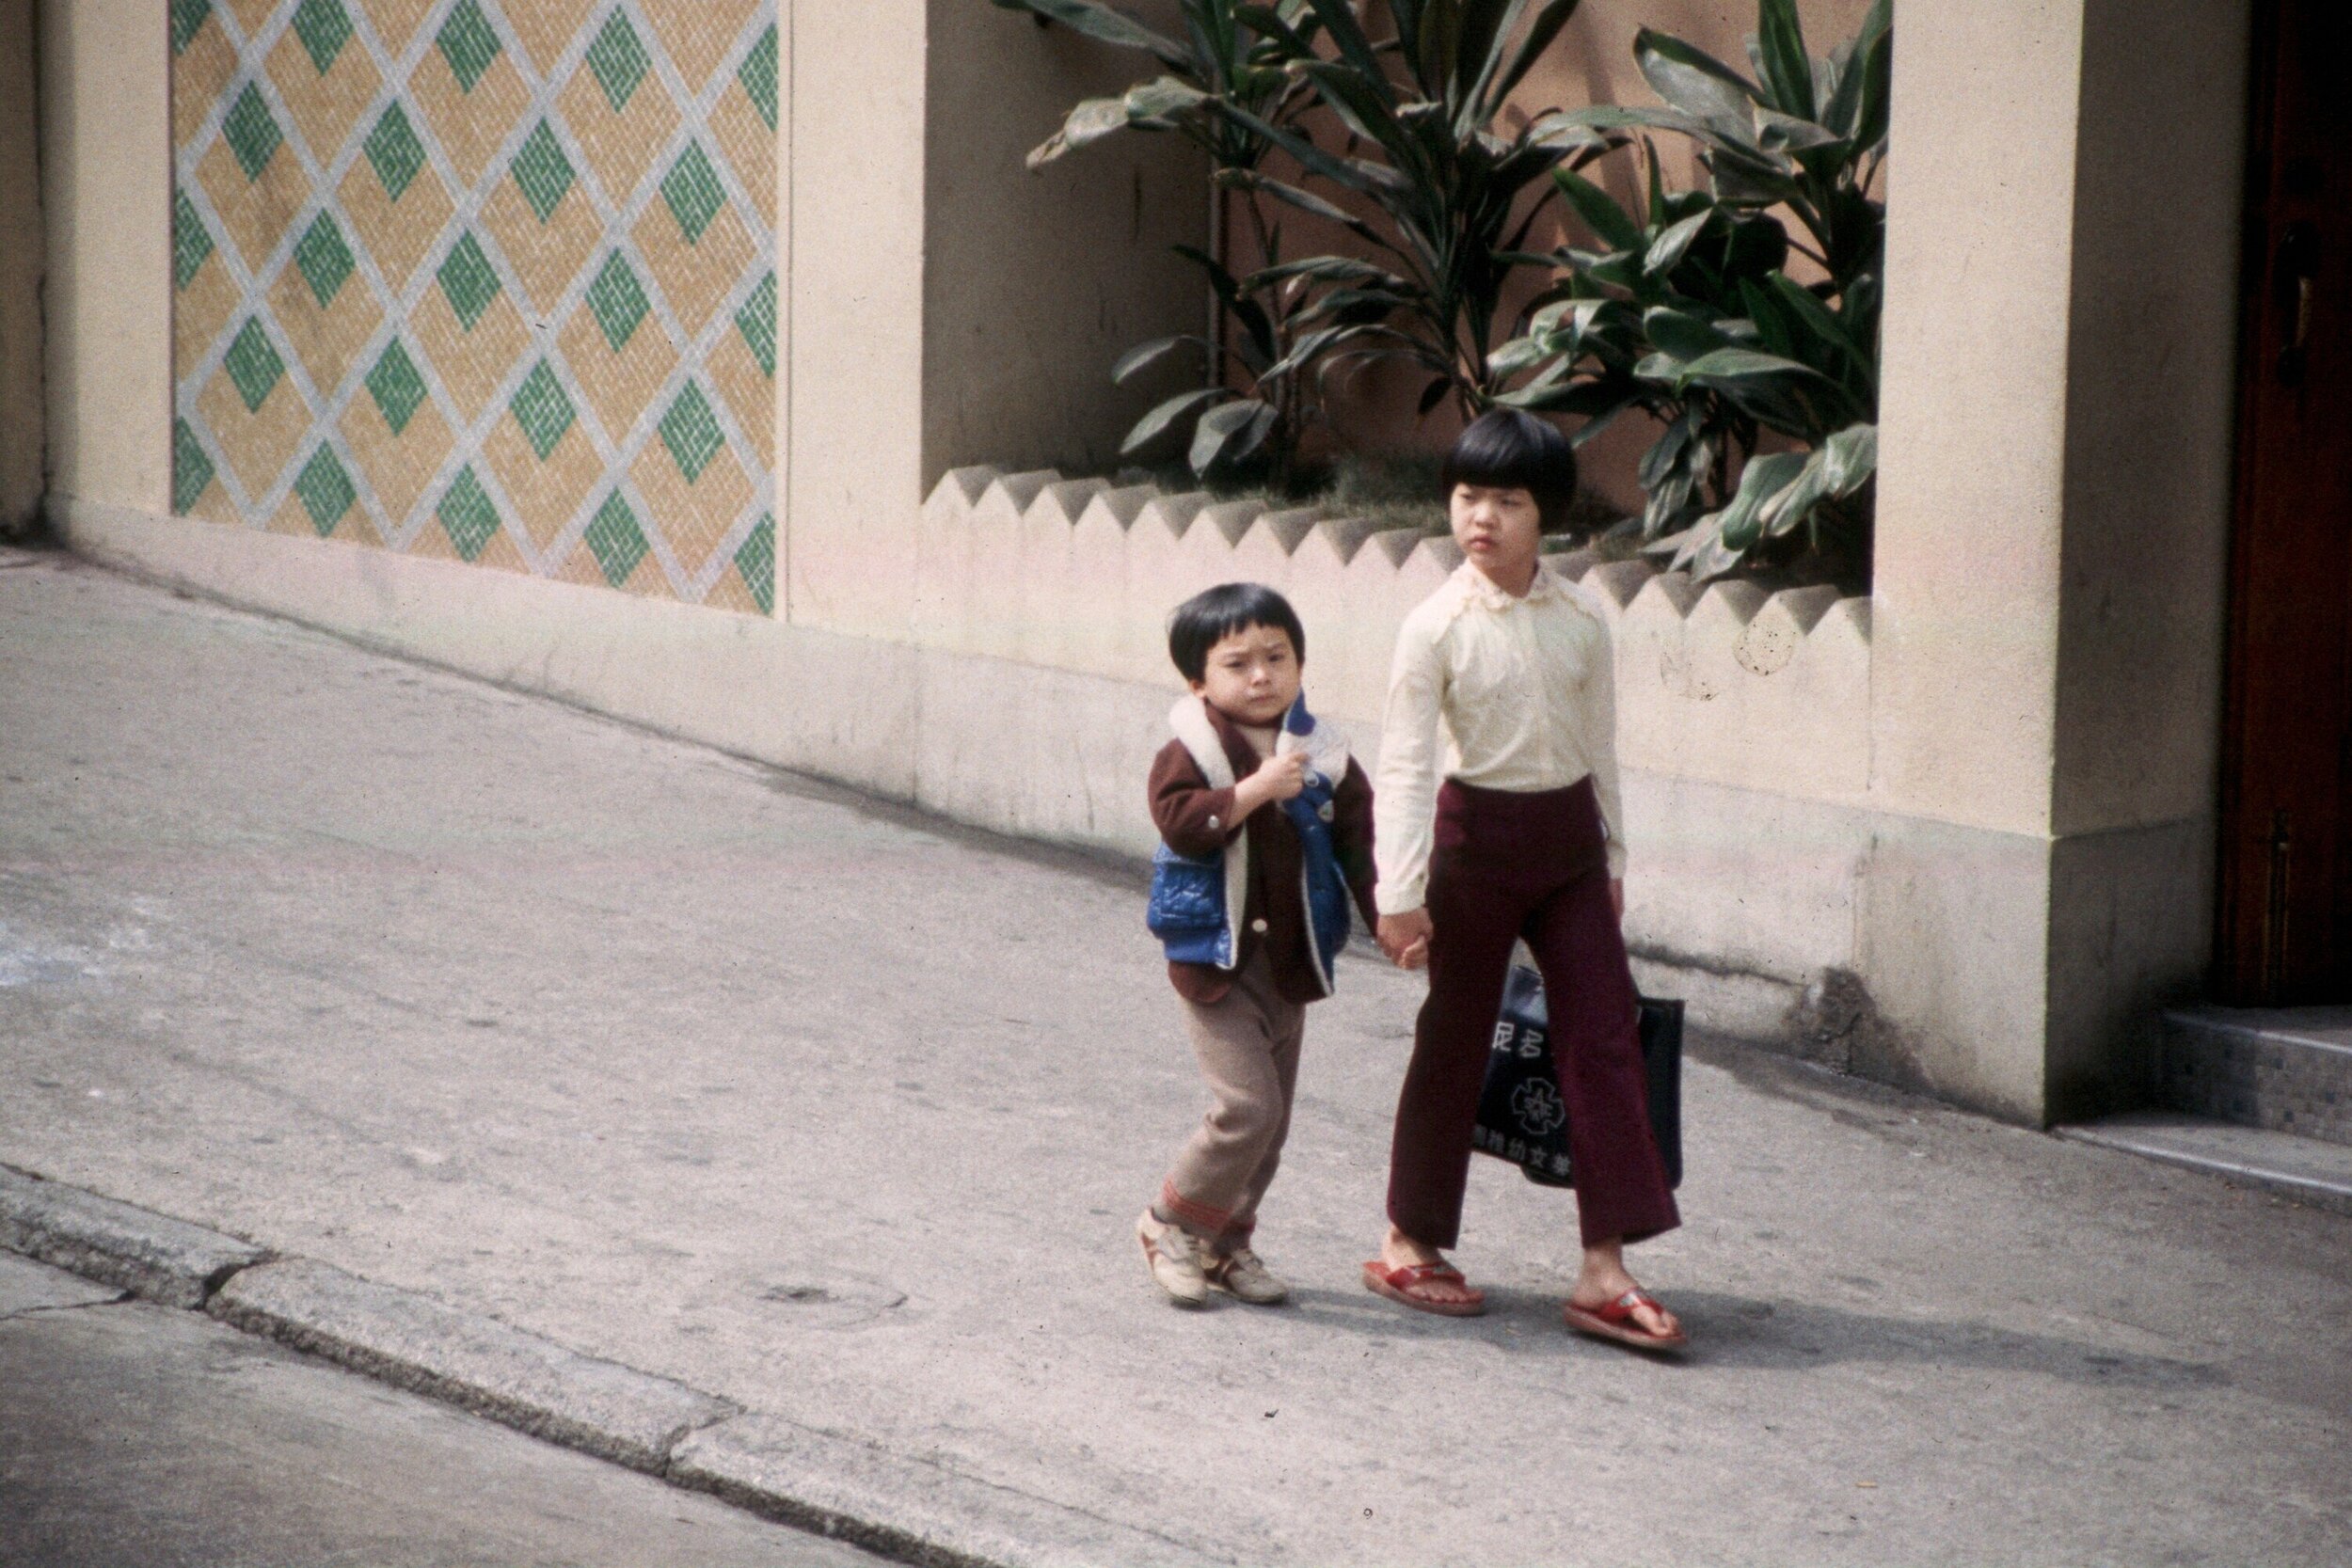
top-left (1472, 965), bottom-right (1684, 1190)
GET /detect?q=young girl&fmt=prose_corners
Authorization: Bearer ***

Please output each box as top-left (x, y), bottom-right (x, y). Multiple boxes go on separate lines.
top-left (1365, 410), bottom-right (1687, 1352)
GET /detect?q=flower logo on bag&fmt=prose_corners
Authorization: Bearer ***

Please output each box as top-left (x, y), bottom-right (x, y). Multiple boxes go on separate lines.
top-left (1511, 1078), bottom-right (1567, 1135)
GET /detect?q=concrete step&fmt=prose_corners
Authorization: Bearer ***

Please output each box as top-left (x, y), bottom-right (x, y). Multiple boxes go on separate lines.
top-left (2159, 1005), bottom-right (2352, 1147)
top-left (2058, 1112), bottom-right (2352, 1216)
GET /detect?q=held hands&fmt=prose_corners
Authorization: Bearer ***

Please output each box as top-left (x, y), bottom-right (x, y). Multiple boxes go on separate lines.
top-left (1376, 882), bottom-right (1620, 972)
top-left (1377, 910), bottom-right (1433, 971)
top-left (1232, 751), bottom-right (1309, 818)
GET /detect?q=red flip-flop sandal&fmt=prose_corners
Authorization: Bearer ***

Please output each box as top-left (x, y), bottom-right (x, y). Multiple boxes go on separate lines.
top-left (1362, 1259), bottom-right (1487, 1317)
top-left (1563, 1289), bottom-right (1689, 1352)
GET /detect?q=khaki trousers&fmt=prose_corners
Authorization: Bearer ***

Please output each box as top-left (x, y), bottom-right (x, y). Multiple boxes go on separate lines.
top-left (1157, 953), bottom-right (1307, 1245)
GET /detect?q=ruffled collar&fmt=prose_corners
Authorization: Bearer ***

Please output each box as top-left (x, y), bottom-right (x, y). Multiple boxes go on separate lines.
top-left (1451, 558), bottom-right (1572, 612)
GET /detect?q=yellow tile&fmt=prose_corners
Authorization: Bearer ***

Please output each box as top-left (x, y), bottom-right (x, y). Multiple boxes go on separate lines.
top-left (358, 0), bottom-right (438, 56)
top-left (189, 473), bottom-right (244, 527)
top-left (707, 328), bottom-right (773, 473)
top-left (710, 85), bottom-right (775, 230)
top-left (338, 153), bottom-right (454, 291)
top-left (197, 136), bottom-right (310, 275)
top-left (501, 0), bottom-right (600, 79)
top-left (633, 198), bottom-right (755, 340)
top-left (268, 488), bottom-right (385, 547)
top-left (222, 0), bottom-right (280, 37)
top-left (630, 436), bottom-right (752, 577)
top-left (640, 0), bottom-right (762, 93)
top-left (176, 255), bottom-right (244, 380)
top-left (267, 262), bottom-right (385, 400)
top-left (409, 47), bottom-right (532, 193)
top-left (197, 367), bottom-right (311, 499)
top-left (480, 175), bottom-right (601, 322)
top-left (175, 20), bottom-right (241, 152)
top-left (482, 414), bottom-right (601, 549)
top-left (701, 565), bottom-right (760, 615)
top-left (340, 392), bottom-right (453, 533)
top-left (412, 286), bottom-right (532, 427)
top-left (268, 27), bottom-right (383, 168)
top-left (558, 65), bottom-right (677, 206)
top-left (558, 306), bottom-right (676, 447)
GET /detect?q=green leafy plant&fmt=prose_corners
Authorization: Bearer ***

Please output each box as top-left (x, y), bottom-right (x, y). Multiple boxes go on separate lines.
top-left (993, 0), bottom-right (1336, 483)
top-left (1218, 0), bottom-right (1607, 419)
top-left (1500, 0), bottom-right (1888, 581)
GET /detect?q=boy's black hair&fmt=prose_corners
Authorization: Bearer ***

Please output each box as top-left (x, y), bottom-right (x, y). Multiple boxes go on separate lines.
top-left (1441, 408), bottom-right (1579, 531)
top-left (1167, 582), bottom-right (1307, 682)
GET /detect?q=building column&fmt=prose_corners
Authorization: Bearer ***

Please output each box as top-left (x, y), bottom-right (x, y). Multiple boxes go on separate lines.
top-left (1866, 0), bottom-right (2252, 1121)
top-left (0, 0), bottom-right (40, 531)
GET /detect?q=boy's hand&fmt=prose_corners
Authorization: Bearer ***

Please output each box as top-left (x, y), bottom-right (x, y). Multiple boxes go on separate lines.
top-left (1233, 751), bottom-right (1309, 816)
top-left (1377, 910), bottom-right (1433, 970)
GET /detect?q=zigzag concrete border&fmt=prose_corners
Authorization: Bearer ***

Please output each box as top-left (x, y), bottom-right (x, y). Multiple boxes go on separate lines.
top-left (0, 1164), bottom-right (1226, 1568)
top-left (915, 468), bottom-right (1873, 801)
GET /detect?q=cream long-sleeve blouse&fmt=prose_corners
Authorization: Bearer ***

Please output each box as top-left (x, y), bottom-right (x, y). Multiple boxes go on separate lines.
top-left (1373, 560), bottom-right (1627, 915)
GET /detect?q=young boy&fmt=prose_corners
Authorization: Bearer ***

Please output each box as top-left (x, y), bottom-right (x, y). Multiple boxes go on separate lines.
top-left (1138, 583), bottom-right (1379, 1307)
top-left (1367, 409), bottom-right (1687, 1351)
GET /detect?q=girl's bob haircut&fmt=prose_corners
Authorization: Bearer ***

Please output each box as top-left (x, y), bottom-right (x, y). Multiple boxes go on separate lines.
top-left (1440, 408), bottom-right (1579, 532)
top-left (1167, 582), bottom-right (1307, 682)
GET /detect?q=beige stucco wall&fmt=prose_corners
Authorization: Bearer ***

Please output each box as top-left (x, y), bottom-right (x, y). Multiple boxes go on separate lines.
top-left (28, 0), bottom-right (2262, 1128)
top-left (1867, 0), bottom-right (2250, 1119)
top-left (38, 0), bottom-right (167, 516)
top-left (0, 0), bottom-right (41, 531)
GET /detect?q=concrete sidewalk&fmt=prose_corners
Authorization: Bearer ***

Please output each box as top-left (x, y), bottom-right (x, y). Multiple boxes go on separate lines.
top-left (3, 547), bottom-right (2348, 1566)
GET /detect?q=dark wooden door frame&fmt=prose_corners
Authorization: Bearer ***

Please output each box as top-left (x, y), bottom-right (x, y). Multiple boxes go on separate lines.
top-left (2215, 0), bottom-right (2352, 1004)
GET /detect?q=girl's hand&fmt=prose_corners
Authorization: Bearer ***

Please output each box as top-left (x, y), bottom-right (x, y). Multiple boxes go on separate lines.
top-left (1611, 879), bottom-right (1624, 924)
top-left (1377, 911), bottom-right (1433, 970)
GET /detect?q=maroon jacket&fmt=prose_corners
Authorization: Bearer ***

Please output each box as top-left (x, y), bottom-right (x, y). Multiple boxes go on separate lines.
top-left (1148, 702), bottom-right (1380, 1006)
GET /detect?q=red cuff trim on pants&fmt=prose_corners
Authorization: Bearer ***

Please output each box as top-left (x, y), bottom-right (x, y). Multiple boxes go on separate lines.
top-left (1158, 1180), bottom-right (1234, 1237)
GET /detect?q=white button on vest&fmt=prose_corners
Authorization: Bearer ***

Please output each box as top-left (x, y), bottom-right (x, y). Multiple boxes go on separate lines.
top-left (1250, 918), bottom-right (1268, 933)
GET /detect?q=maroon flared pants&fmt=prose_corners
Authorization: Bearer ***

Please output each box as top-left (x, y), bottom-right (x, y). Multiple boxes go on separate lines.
top-left (1387, 777), bottom-right (1681, 1250)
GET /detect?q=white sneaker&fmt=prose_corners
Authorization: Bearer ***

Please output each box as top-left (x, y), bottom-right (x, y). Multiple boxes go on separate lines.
top-left (1205, 1244), bottom-right (1290, 1306)
top-left (1137, 1211), bottom-right (1209, 1307)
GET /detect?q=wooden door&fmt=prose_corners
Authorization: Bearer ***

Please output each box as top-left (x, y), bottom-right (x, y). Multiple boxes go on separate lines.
top-left (2216, 0), bottom-right (2352, 1003)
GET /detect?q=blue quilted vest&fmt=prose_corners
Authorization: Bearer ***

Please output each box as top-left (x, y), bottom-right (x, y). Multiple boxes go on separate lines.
top-left (1147, 695), bottom-right (1355, 995)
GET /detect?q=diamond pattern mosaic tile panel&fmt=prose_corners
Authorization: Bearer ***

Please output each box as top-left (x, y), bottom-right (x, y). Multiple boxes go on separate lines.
top-left (172, 0), bottom-right (778, 615)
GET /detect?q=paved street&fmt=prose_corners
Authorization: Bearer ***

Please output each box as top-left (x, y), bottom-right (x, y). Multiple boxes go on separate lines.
top-left (2, 547), bottom-right (2349, 1566)
top-left (0, 1252), bottom-right (879, 1567)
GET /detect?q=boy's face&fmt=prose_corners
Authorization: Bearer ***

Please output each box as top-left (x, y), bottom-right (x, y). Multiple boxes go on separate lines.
top-left (1450, 483), bottom-right (1544, 581)
top-left (1189, 623), bottom-right (1302, 727)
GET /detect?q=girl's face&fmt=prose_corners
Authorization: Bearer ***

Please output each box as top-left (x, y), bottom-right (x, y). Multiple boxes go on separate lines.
top-left (1190, 623), bottom-right (1302, 727)
top-left (1449, 483), bottom-right (1544, 584)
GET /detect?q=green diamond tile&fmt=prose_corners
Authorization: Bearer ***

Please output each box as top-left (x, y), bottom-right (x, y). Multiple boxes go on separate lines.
top-left (436, 0), bottom-right (502, 94)
top-left (437, 232), bottom-right (501, 332)
top-left (735, 513), bottom-right (774, 614)
top-left (658, 383), bottom-right (725, 483)
top-left (294, 444), bottom-right (358, 534)
top-left (365, 339), bottom-right (429, 436)
top-left (293, 213), bottom-right (356, 309)
top-left (735, 272), bottom-right (775, 379)
top-left (583, 491), bottom-right (649, 587)
top-left (171, 0), bottom-right (212, 55)
top-left (437, 467), bottom-right (501, 562)
top-left (585, 11), bottom-right (650, 113)
top-left (289, 0), bottom-right (353, 76)
top-left (583, 252), bottom-right (649, 353)
top-left (223, 317), bottom-right (287, 414)
top-left (174, 191), bottom-right (215, 291)
top-left (511, 120), bottom-right (575, 224)
top-left (509, 360), bottom-right (576, 462)
top-left (660, 143), bottom-right (726, 245)
top-left (739, 24), bottom-right (778, 134)
top-left (172, 419), bottom-right (216, 514)
top-left (364, 103), bottom-right (427, 201)
top-left (222, 83), bottom-right (283, 182)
